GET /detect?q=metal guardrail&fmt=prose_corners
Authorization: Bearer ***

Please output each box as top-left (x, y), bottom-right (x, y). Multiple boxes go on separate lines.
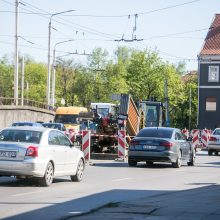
top-left (0, 97), bottom-right (55, 111)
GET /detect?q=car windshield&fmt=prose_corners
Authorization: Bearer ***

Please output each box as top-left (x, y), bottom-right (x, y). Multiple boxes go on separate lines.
top-left (12, 122), bottom-right (33, 126)
top-left (97, 108), bottom-right (109, 117)
top-left (54, 114), bottom-right (79, 124)
top-left (137, 128), bottom-right (172, 139)
top-left (43, 123), bottom-right (62, 130)
top-left (0, 130), bottom-right (42, 144)
top-left (213, 129), bottom-right (220, 135)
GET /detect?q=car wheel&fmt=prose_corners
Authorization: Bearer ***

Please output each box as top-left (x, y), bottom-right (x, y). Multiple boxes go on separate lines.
top-left (187, 150), bottom-right (196, 166)
top-left (71, 159), bottom-right (84, 182)
top-left (128, 158), bottom-right (137, 167)
top-left (39, 162), bottom-right (54, 187)
top-left (215, 152), bottom-right (218, 155)
top-left (208, 149), bottom-right (213, 156)
top-left (172, 150), bottom-right (182, 168)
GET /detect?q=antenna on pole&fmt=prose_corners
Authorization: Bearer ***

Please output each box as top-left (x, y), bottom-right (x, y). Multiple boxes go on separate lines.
top-left (115, 13), bottom-right (143, 42)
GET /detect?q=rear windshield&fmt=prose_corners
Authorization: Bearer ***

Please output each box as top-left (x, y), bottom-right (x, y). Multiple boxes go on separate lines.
top-left (0, 130), bottom-right (42, 144)
top-left (137, 128), bottom-right (172, 139)
top-left (54, 114), bottom-right (79, 124)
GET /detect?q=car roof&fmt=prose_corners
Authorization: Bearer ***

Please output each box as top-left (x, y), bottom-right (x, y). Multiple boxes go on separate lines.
top-left (12, 122), bottom-right (42, 126)
top-left (141, 127), bottom-right (177, 131)
top-left (2, 126), bottom-right (50, 132)
top-left (43, 122), bottom-right (63, 125)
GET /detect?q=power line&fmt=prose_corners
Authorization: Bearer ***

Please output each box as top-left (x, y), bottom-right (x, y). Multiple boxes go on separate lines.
top-left (27, 0), bottom-right (200, 18)
top-left (138, 0), bottom-right (201, 16)
top-left (5, 0), bottom-right (202, 40)
top-left (143, 28), bottom-right (208, 40)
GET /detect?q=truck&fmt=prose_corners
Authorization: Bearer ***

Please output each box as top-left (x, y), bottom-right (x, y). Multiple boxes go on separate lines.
top-left (78, 95), bottom-right (165, 154)
top-left (54, 106), bottom-right (88, 142)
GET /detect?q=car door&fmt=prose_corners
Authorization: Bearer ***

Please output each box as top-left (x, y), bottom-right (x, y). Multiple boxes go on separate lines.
top-left (48, 130), bottom-right (66, 175)
top-left (57, 132), bottom-right (78, 173)
top-left (175, 131), bottom-right (188, 159)
top-left (177, 131), bottom-right (191, 159)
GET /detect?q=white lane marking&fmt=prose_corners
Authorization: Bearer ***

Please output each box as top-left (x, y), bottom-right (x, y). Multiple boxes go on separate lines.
top-left (112, 177), bottom-right (133, 182)
top-left (68, 212), bottom-right (83, 214)
top-left (11, 190), bottom-right (43, 197)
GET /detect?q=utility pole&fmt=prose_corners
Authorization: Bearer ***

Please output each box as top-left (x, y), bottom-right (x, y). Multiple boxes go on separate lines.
top-left (14, 0), bottom-right (19, 105)
top-left (189, 87), bottom-right (192, 131)
top-left (47, 10), bottom-right (75, 108)
top-left (164, 78), bottom-right (170, 127)
top-left (51, 39), bottom-right (74, 107)
top-left (21, 56), bottom-right (24, 106)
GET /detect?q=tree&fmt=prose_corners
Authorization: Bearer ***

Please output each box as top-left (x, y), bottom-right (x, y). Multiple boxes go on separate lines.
top-left (126, 49), bottom-right (165, 101)
top-left (0, 57), bottom-right (14, 99)
top-left (24, 61), bottom-right (47, 102)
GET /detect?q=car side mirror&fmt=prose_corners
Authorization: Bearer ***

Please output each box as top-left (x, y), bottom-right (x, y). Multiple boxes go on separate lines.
top-left (70, 142), bottom-right (74, 148)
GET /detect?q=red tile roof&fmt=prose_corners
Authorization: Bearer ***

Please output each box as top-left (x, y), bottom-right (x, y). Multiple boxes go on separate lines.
top-left (200, 14), bottom-right (220, 55)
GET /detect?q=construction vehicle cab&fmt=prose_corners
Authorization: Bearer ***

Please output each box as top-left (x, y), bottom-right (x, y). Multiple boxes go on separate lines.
top-left (139, 101), bottom-right (164, 127)
top-left (54, 106), bottom-right (88, 133)
top-left (90, 103), bottom-right (116, 118)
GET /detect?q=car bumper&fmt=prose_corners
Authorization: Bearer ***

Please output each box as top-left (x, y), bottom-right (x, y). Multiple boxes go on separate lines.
top-left (128, 150), bottom-right (177, 163)
top-left (0, 160), bottom-right (45, 177)
top-left (207, 144), bottom-right (220, 151)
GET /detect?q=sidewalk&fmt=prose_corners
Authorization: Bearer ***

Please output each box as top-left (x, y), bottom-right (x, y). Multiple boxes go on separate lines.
top-left (65, 184), bottom-right (220, 220)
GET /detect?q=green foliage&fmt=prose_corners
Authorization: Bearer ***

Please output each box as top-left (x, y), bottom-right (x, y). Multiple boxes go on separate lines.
top-left (24, 62), bottom-right (47, 102)
top-left (0, 47), bottom-right (198, 129)
top-left (0, 57), bottom-right (14, 97)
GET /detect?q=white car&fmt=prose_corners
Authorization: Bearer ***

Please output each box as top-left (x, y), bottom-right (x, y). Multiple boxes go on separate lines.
top-left (0, 126), bottom-right (85, 186)
top-left (207, 128), bottom-right (220, 155)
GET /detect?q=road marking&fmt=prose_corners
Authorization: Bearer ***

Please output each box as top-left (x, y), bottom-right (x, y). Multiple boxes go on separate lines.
top-left (11, 190), bottom-right (43, 197)
top-left (68, 211), bottom-right (82, 214)
top-left (112, 177), bottom-right (133, 182)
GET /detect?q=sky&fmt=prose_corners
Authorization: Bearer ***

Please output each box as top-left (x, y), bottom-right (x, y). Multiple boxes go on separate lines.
top-left (0, 0), bottom-right (219, 71)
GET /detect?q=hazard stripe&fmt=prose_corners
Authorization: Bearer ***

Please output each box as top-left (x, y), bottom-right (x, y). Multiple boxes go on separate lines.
top-left (83, 139), bottom-right (90, 149)
top-left (118, 138), bottom-right (126, 148)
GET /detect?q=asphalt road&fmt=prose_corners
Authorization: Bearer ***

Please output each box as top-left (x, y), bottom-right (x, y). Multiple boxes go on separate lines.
top-left (0, 150), bottom-right (220, 220)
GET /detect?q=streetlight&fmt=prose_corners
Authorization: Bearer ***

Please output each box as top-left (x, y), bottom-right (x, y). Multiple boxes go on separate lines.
top-left (14, 0), bottom-right (19, 105)
top-left (47, 10), bottom-right (75, 107)
top-left (51, 39), bottom-right (74, 107)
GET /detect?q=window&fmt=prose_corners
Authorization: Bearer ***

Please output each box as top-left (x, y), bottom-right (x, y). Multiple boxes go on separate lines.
top-left (175, 132), bottom-right (186, 140)
top-left (48, 131), bottom-right (60, 145)
top-left (206, 97), bottom-right (216, 111)
top-left (0, 130), bottom-right (41, 143)
top-left (208, 66), bottom-right (219, 82)
top-left (57, 132), bottom-right (71, 146)
top-left (137, 128), bottom-right (172, 139)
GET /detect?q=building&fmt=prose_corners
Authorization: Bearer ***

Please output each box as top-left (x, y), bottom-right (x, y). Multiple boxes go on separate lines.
top-left (198, 14), bottom-right (220, 129)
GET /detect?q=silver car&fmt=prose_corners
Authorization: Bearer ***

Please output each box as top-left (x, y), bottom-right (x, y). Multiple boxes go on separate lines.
top-left (207, 128), bottom-right (220, 155)
top-left (0, 126), bottom-right (85, 186)
top-left (128, 127), bottom-right (195, 168)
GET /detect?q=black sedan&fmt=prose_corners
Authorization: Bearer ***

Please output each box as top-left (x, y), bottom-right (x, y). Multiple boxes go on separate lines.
top-left (128, 127), bottom-right (195, 168)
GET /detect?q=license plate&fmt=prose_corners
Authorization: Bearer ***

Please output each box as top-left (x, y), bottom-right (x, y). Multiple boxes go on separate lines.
top-left (143, 145), bottom-right (157, 150)
top-left (0, 151), bottom-right (17, 158)
top-left (135, 146), bottom-right (143, 150)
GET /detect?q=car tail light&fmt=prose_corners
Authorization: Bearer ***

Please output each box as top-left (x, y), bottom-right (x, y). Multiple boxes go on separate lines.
top-left (209, 136), bottom-right (217, 141)
top-left (160, 141), bottom-right (175, 147)
top-left (25, 146), bottom-right (38, 157)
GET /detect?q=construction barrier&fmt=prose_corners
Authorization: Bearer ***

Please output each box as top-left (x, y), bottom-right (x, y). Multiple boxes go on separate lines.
top-left (82, 130), bottom-right (91, 160)
top-left (68, 130), bottom-right (76, 142)
top-left (117, 130), bottom-right (127, 159)
top-left (182, 128), bottom-right (189, 139)
top-left (201, 129), bottom-right (210, 149)
top-left (191, 129), bottom-right (200, 149)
